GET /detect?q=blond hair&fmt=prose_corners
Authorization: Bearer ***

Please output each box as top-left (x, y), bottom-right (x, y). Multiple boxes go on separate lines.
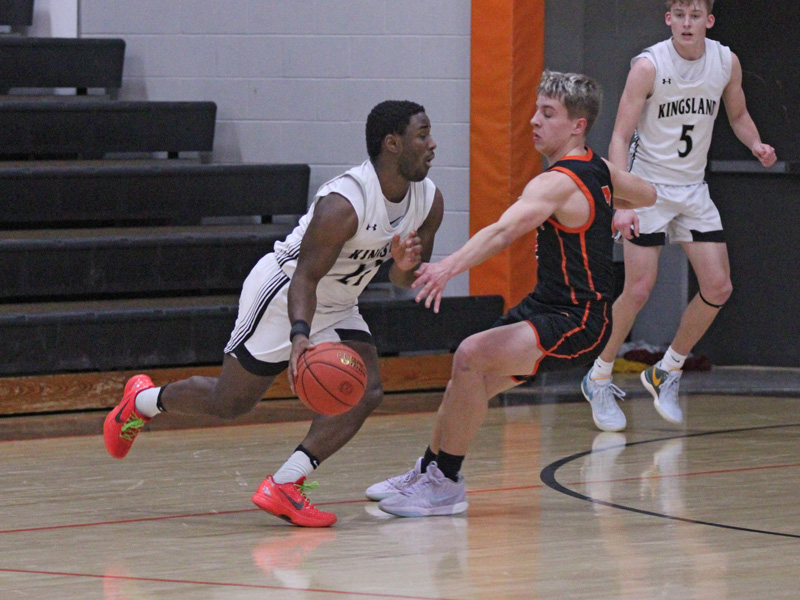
top-left (665, 0), bottom-right (714, 12)
top-left (537, 70), bottom-right (602, 134)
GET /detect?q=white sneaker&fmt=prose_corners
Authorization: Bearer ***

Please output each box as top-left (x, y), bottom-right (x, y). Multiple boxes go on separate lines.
top-left (365, 457), bottom-right (424, 501)
top-left (378, 462), bottom-right (468, 518)
top-left (581, 372), bottom-right (626, 432)
top-left (641, 365), bottom-right (683, 424)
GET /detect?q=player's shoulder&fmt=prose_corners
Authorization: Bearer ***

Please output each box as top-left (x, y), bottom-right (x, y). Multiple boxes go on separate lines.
top-left (421, 176), bottom-right (437, 195)
top-left (631, 53), bottom-right (657, 77)
top-left (532, 166), bottom-right (582, 196)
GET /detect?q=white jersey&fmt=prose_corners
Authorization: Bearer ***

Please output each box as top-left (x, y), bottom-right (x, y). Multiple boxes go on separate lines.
top-left (629, 38), bottom-right (732, 185)
top-left (274, 159), bottom-right (436, 312)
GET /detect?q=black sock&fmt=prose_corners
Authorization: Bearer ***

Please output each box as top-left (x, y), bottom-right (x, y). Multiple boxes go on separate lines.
top-left (156, 384), bottom-right (168, 413)
top-left (295, 444), bottom-right (320, 469)
top-left (436, 450), bottom-right (464, 482)
top-left (421, 446), bottom-right (437, 472)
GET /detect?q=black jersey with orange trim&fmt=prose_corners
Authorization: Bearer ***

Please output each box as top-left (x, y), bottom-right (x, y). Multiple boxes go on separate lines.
top-left (532, 148), bottom-right (614, 307)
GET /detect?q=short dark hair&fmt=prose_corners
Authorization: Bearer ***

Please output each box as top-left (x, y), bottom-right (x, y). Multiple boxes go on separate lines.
top-left (366, 100), bottom-right (426, 160)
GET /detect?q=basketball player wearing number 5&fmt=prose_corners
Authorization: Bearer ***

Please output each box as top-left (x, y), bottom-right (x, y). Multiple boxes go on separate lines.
top-left (582, 0), bottom-right (777, 433)
top-left (103, 101), bottom-right (443, 527)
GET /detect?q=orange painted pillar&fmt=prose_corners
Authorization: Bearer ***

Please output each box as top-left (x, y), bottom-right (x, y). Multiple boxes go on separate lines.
top-left (469, 0), bottom-right (545, 308)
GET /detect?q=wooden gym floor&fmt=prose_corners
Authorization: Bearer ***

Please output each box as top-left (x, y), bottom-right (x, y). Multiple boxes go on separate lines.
top-left (1, 366), bottom-right (799, 599)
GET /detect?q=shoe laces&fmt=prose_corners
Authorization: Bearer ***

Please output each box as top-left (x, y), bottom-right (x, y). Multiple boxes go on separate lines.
top-left (294, 479), bottom-right (320, 499)
top-left (595, 383), bottom-right (626, 411)
top-left (659, 371), bottom-right (681, 398)
top-left (401, 465), bottom-right (442, 496)
top-left (120, 415), bottom-right (147, 441)
top-left (396, 467), bottom-right (421, 486)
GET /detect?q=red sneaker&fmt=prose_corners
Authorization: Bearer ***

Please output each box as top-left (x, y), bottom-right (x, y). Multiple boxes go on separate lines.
top-left (252, 476), bottom-right (337, 527)
top-left (103, 374), bottom-right (154, 459)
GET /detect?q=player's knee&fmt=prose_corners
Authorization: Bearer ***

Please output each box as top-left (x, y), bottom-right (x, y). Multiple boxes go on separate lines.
top-left (358, 382), bottom-right (384, 413)
top-left (622, 281), bottom-right (653, 310)
top-left (452, 337), bottom-right (483, 373)
top-left (701, 277), bottom-right (732, 307)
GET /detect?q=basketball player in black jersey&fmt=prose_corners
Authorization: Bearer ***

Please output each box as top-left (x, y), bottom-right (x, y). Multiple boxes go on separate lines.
top-left (367, 70), bottom-right (657, 517)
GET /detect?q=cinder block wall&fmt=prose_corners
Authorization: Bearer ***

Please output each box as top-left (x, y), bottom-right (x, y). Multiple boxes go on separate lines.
top-left (78, 0), bottom-right (472, 295)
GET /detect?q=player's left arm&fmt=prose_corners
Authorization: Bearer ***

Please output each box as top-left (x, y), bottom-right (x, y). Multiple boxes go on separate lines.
top-left (388, 187), bottom-right (444, 288)
top-left (723, 52), bottom-right (777, 168)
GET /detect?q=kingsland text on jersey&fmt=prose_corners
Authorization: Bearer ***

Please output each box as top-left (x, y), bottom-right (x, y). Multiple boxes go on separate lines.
top-left (348, 243), bottom-right (390, 261)
top-left (658, 97), bottom-right (717, 118)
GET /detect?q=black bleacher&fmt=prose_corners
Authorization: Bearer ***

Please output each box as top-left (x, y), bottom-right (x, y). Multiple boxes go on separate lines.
top-left (0, 100), bottom-right (217, 157)
top-left (0, 162), bottom-right (311, 224)
top-left (1, 224), bottom-right (286, 301)
top-left (0, 0), bottom-right (33, 26)
top-left (0, 37), bottom-right (125, 92)
top-left (0, 295), bottom-right (505, 376)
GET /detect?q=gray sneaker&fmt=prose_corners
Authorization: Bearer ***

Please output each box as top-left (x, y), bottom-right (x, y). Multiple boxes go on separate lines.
top-left (365, 457), bottom-right (424, 501)
top-left (641, 365), bottom-right (683, 424)
top-left (378, 462), bottom-right (468, 518)
top-left (581, 372), bottom-right (627, 432)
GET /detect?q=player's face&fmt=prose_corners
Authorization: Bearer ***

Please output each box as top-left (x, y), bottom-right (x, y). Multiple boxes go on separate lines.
top-left (530, 95), bottom-right (581, 159)
top-left (666, 2), bottom-right (714, 51)
top-left (397, 112), bottom-right (436, 182)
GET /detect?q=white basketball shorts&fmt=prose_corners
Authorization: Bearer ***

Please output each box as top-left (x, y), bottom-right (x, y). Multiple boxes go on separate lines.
top-left (224, 253), bottom-right (372, 376)
top-left (630, 182), bottom-right (724, 246)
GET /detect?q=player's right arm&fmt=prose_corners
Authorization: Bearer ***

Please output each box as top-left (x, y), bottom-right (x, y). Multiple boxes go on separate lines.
top-left (608, 56), bottom-right (655, 239)
top-left (287, 193), bottom-right (358, 386)
top-left (412, 171), bottom-right (570, 312)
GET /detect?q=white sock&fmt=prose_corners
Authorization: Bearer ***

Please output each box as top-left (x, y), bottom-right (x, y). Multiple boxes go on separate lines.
top-left (134, 387), bottom-right (162, 418)
top-left (590, 357), bottom-right (615, 381)
top-left (658, 346), bottom-right (686, 371)
top-left (273, 450), bottom-right (315, 484)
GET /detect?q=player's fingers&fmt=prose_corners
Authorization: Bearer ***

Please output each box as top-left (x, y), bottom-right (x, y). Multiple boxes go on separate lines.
top-left (288, 359), bottom-right (297, 392)
top-left (433, 292), bottom-right (442, 314)
top-left (420, 283), bottom-right (435, 308)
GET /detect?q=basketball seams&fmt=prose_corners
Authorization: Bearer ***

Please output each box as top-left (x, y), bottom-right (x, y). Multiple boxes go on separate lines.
top-left (295, 343), bottom-right (366, 415)
top-left (306, 364), bottom-right (352, 410)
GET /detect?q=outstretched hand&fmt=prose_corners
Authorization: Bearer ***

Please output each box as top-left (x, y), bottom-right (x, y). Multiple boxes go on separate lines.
top-left (411, 260), bottom-right (452, 313)
top-left (391, 231), bottom-right (423, 271)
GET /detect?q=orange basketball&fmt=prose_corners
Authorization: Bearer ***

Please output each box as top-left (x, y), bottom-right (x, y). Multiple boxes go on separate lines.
top-left (295, 342), bottom-right (367, 415)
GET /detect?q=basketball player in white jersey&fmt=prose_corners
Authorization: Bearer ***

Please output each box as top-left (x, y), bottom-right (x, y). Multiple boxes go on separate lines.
top-left (582, 0), bottom-right (777, 432)
top-left (104, 100), bottom-right (444, 527)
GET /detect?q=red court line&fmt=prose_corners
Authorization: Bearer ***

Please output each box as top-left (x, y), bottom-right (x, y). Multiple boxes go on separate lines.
top-left (0, 497), bottom-right (372, 535)
top-left (3, 460), bottom-right (799, 535)
top-left (0, 568), bottom-right (462, 600)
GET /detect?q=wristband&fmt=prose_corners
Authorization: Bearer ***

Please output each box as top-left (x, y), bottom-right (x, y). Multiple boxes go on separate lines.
top-left (290, 319), bottom-right (311, 341)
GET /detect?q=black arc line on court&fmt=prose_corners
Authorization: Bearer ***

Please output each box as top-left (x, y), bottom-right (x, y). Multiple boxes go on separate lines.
top-left (540, 423), bottom-right (800, 539)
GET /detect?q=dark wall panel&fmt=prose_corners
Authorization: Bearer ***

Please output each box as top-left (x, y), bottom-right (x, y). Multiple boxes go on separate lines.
top-left (696, 173), bottom-right (800, 366)
top-left (709, 2), bottom-right (799, 163)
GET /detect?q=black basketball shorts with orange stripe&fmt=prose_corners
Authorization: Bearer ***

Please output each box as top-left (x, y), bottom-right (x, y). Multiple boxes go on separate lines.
top-left (492, 294), bottom-right (612, 382)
